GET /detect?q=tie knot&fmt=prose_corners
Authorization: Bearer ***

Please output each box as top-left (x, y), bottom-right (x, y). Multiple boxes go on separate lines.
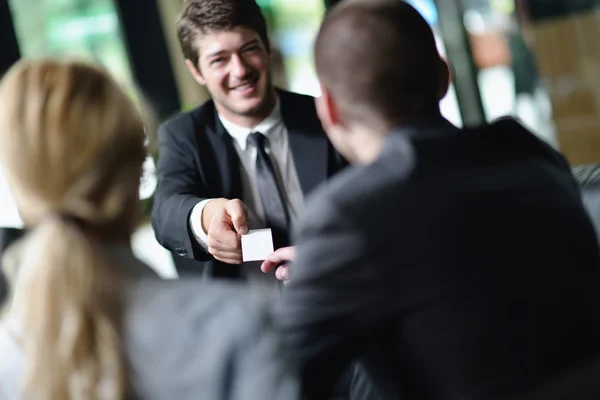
top-left (249, 131), bottom-right (267, 149)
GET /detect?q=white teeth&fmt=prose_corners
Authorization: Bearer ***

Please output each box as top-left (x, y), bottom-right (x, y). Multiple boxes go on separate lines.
top-left (233, 83), bottom-right (254, 91)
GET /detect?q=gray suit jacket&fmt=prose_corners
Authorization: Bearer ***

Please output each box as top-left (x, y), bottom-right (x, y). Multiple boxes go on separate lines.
top-left (0, 254), bottom-right (299, 400)
top-left (278, 119), bottom-right (600, 400)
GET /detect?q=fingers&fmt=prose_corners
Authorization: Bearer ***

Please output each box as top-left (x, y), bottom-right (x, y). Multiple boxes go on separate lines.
top-left (209, 248), bottom-right (243, 264)
top-left (269, 246), bottom-right (296, 265)
top-left (260, 258), bottom-right (278, 274)
top-left (261, 246), bottom-right (296, 273)
top-left (225, 199), bottom-right (249, 235)
top-left (275, 265), bottom-right (289, 281)
top-left (207, 230), bottom-right (242, 264)
top-left (207, 225), bottom-right (240, 250)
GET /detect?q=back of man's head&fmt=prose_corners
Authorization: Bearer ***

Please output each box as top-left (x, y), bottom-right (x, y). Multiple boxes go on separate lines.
top-left (315, 0), bottom-right (446, 127)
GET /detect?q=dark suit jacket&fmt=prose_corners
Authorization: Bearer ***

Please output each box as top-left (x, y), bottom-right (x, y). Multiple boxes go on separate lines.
top-left (515, 356), bottom-right (600, 400)
top-left (151, 89), bottom-right (346, 277)
top-left (572, 165), bottom-right (600, 247)
top-left (279, 118), bottom-right (600, 400)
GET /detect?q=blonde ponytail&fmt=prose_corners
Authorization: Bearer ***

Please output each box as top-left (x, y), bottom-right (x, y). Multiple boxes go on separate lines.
top-left (0, 59), bottom-right (149, 400)
top-left (5, 214), bottom-right (128, 400)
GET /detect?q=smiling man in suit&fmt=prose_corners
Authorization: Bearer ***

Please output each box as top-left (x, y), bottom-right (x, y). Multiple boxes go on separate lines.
top-left (151, 0), bottom-right (346, 284)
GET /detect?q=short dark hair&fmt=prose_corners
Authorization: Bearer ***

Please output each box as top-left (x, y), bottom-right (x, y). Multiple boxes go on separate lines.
top-left (315, 0), bottom-right (443, 126)
top-left (177, 0), bottom-right (270, 67)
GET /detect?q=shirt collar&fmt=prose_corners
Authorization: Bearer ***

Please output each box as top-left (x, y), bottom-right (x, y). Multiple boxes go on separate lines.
top-left (218, 96), bottom-right (283, 151)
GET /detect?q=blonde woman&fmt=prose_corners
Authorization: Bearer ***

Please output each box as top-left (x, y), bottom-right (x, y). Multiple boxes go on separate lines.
top-left (0, 60), bottom-right (298, 400)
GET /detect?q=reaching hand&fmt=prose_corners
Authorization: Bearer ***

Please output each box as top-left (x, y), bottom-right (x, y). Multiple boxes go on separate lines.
top-left (205, 199), bottom-right (248, 264)
top-left (261, 246), bottom-right (296, 285)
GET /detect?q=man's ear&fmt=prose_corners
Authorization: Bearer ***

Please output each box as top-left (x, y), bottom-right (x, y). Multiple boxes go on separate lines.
top-left (185, 59), bottom-right (206, 85)
top-left (437, 57), bottom-right (451, 101)
top-left (315, 84), bottom-right (341, 129)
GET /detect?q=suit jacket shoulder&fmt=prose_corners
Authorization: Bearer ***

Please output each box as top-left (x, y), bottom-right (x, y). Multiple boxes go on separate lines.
top-left (159, 99), bottom-right (218, 139)
top-left (127, 278), bottom-right (299, 400)
top-left (277, 89), bottom-right (324, 136)
top-left (299, 131), bottom-right (416, 228)
top-left (277, 88), bottom-right (316, 101)
top-left (488, 117), bottom-right (571, 170)
top-left (277, 88), bottom-right (317, 106)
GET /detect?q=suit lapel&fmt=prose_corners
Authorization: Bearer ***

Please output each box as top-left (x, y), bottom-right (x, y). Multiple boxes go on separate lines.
top-left (279, 91), bottom-right (329, 196)
top-left (202, 107), bottom-right (243, 200)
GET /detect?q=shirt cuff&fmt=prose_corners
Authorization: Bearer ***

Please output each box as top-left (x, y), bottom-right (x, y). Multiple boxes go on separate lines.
top-left (189, 199), bottom-right (214, 249)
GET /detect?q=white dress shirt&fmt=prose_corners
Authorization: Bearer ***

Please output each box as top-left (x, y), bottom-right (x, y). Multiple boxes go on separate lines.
top-left (189, 97), bottom-right (305, 249)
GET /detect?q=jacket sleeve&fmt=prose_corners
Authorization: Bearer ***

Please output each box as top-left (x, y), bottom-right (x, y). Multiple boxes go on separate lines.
top-left (151, 122), bottom-right (211, 261)
top-left (277, 197), bottom-right (384, 400)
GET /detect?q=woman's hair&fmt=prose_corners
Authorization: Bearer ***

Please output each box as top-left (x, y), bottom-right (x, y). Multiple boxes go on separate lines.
top-left (0, 59), bottom-right (149, 399)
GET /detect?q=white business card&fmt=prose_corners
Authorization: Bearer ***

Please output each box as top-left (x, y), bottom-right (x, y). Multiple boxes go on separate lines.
top-left (241, 228), bottom-right (274, 262)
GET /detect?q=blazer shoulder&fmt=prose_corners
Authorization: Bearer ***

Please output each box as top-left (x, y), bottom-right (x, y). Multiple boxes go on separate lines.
top-left (305, 133), bottom-right (416, 220)
top-left (124, 279), bottom-right (281, 399)
top-left (489, 117), bottom-right (571, 170)
top-left (277, 88), bottom-right (318, 114)
top-left (159, 100), bottom-right (216, 135)
top-left (277, 89), bottom-right (325, 138)
top-left (126, 279), bottom-right (272, 348)
top-left (277, 88), bottom-right (316, 102)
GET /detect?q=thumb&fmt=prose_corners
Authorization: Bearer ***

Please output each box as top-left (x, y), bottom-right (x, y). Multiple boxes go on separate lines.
top-left (226, 199), bottom-right (249, 234)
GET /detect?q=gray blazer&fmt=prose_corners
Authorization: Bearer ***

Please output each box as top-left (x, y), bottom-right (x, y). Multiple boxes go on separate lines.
top-left (279, 119), bottom-right (600, 399)
top-left (0, 252), bottom-right (299, 400)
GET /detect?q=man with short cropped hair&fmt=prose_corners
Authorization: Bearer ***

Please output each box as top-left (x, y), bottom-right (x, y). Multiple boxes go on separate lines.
top-left (266, 1), bottom-right (600, 398)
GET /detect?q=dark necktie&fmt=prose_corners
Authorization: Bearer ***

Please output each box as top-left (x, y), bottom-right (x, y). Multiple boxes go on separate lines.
top-left (248, 132), bottom-right (290, 249)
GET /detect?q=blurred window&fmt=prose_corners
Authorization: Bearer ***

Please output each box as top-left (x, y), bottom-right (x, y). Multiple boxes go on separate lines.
top-left (7, 0), bottom-right (133, 89)
top-left (462, 0), bottom-right (600, 165)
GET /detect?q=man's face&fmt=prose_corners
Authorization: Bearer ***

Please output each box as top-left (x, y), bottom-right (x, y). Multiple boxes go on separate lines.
top-left (190, 26), bottom-right (273, 123)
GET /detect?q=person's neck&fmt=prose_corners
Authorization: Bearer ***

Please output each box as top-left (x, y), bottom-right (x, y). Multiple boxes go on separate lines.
top-left (352, 126), bottom-right (388, 165)
top-left (217, 89), bottom-right (277, 128)
top-left (351, 109), bottom-right (446, 164)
